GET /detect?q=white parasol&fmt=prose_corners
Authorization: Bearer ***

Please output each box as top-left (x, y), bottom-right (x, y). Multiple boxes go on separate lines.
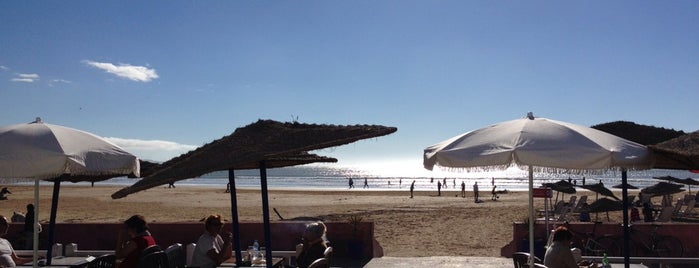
top-left (424, 113), bottom-right (651, 268)
top-left (0, 118), bottom-right (139, 267)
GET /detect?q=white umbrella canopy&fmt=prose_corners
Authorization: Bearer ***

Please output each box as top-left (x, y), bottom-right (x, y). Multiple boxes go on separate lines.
top-left (0, 118), bottom-right (139, 180)
top-left (423, 113), bottom-right (651, 268)
top-left (424, 113), bottom-right (650, 171)
top-left (0, 118), bottom-right (139, 267)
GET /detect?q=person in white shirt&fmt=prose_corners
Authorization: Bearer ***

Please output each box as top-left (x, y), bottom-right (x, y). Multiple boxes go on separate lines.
top-left (190, 214), bottom-right (232, 268)
top-left (1, 215), bottom-right (32, 267)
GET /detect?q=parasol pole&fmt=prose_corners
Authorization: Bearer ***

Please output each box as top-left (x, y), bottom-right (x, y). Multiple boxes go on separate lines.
top-left (33, 180), bottom-right (39, 268)
top-left (46, 178), bottom-right (61, 265)
top-left (528, 165), bottom-right (535, 268)
top-left (622, 170), bottom-right (630, 268)
top-left (227, 169), bottom-right (243, 266)
top-left (259, 161), bottom-right (273, 268)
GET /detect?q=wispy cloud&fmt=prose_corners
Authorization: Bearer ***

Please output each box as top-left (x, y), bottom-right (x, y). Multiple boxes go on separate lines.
top-left (11, 73), bottom-right (40, 83)
top-left (84, 60), bottom-right (159, 82)
top-left (104, 137), bottom-right (197, 162)
top-left (49, 79), bottom-right (72, 87)
top-left (0, 66), bottom-right (8, 71)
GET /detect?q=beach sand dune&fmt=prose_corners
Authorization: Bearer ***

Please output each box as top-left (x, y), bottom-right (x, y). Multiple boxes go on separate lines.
top-left (0, 185), bottom-right (625, 257)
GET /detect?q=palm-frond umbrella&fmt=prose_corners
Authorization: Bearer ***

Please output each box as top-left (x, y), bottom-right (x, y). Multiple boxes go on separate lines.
top-left (579, 182), bottom-right (619, 201)
top-left (423, 113), bottom-right (651, 267)
top-left (648, 130), bottom-right (699, 170)
top-left (113, 120), bottom-right (397, 267)
top-left (0, 118), bottom-right (139, 267)
top-left (641, 181), bottom-right (685, 197)
top-left (543, 180), bottom-right (576, 208)
top-left (589, 198), bottom-right (624, 213)
top-left (612, 183), bottom-right (638, 190)
top-left (589, 198), bottom-right (624, 221)
top-left (653, 176), bottom-right (699, 194)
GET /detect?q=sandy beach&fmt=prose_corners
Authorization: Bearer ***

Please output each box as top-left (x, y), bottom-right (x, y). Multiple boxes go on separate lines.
top-left (0, 184), bottom-right (628, 257)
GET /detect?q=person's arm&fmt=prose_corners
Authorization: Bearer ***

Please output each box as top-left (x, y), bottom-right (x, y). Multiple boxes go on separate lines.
top-left (11, 251), bottom-right (32, 265)
top-left (115, 230), bottom-right (136, 259)
top-left (206, 233), bottom-right (232, 265)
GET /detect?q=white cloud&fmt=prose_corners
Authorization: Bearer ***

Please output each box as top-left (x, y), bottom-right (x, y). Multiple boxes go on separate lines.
top-left (104, 137), bottom-right (197, 162)
top-left (0, 66), bottom-right (8, 71)
top-left (48, 79), bottom-right (71, 87)
top-left (11, 73), bottom-right (40, 83)
top-left (84, 60), bottom-right (159, 82)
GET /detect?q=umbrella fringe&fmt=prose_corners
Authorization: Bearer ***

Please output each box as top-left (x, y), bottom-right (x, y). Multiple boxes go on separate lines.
top-left (434, 165), bottom-right (639, 176)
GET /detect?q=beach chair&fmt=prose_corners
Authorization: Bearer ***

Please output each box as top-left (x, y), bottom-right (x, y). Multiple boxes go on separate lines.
top-left (671, 199), bottom-right (683, 216)
top-left (566, 196), bottom-right (577, 209)
top-left (573, 196), bottom-right (588, 212)
top-left (86, 254), bottom-right (116, 268)
top-left (684, 194), bottom-right (696, 205)
top-left (512, 252), bottom-right (541, 268)
top-left (661, 194), bottom-right (674, 207)
top-left (655, 206), bottom-right (675, 222)
top-left (165, 243), bottom-right (185, 268)
top-left (679, 199), bottom-right (696, 217)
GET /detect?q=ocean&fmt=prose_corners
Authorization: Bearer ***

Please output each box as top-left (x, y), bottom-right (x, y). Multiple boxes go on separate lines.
top-left (2, 163), bottom-right (696, 192)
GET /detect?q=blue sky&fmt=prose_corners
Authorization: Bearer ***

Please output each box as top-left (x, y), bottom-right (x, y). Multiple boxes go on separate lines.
top-left (1, 1), bottom-right (698, 175)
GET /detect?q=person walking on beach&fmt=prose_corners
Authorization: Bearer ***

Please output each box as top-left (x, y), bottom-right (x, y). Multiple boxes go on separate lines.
top-left (491, 177), bottom-right (495, 186)
top-left (437, 181), bottom-right (442, 196)
top-left (363, 178), bottom-right (369, 189)
top-left (473, 182), bottom-right (479, 203)
top-left (491, 185), bottom-right (498, 201)
top-left (399, 178), bottom-right (402, 188)
top-left (461, 181), bottom-right (466, 198)
top-left (442, 178), bottom-right (447, 189)
top-left (410, 180), bottom-right (415, 198)
top-left (348, 178), bottom-right (354, 189)
top-left (453, 178), bottom-right (456, 188)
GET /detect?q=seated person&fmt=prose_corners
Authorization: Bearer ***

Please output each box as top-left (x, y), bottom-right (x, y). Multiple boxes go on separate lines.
top-left (642, 202), bottom-right (654, 222)
top-left (191, 214), bottom-right (232, 268)
top-left (544, 226), bottom-right (581, 268)
top-left (115, 215), bottom-right (157, 268)
top-left (578, 203), bottom-right (591, 222)
top-left (1, 215), bottom-right (32, 267)
top-left (630, 206), bottom-right (641, 222)
top-left (296, 222), bottom-right (328, 268)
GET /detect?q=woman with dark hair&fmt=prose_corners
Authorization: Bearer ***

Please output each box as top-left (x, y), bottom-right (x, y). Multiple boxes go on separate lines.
top-left (115, 215), bottom-right (156, 268)
top-left (544, 226), bottom-right (578, 268)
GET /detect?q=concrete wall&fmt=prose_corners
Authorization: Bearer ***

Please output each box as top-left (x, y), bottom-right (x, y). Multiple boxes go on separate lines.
top-left (6, 221), bottom-right (376, 259)
top-left (501, 221), bottom-right (699, 259)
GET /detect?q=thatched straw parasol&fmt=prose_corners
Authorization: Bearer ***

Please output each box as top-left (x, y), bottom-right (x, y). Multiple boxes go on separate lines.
top-left (113, 119), bottom-right (396, 198)
top-left (641, 181), bottom-right (685, 197)
top-left (111, 119), bottom-right (396, 267)
top-left (649, 131), bottom-right (699, 170)
top-left (579, 182), bottom-right (619, 201)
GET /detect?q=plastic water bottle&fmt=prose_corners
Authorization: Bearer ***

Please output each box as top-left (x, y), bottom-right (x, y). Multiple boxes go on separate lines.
top-left (253, 240), bottom-right (260, 257)
top-left (602, 253), bottom-right (609, 268)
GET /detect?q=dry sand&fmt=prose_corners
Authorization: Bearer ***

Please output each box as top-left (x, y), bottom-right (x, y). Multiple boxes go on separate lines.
top-left (0, 185), bottom-right (628, 257)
